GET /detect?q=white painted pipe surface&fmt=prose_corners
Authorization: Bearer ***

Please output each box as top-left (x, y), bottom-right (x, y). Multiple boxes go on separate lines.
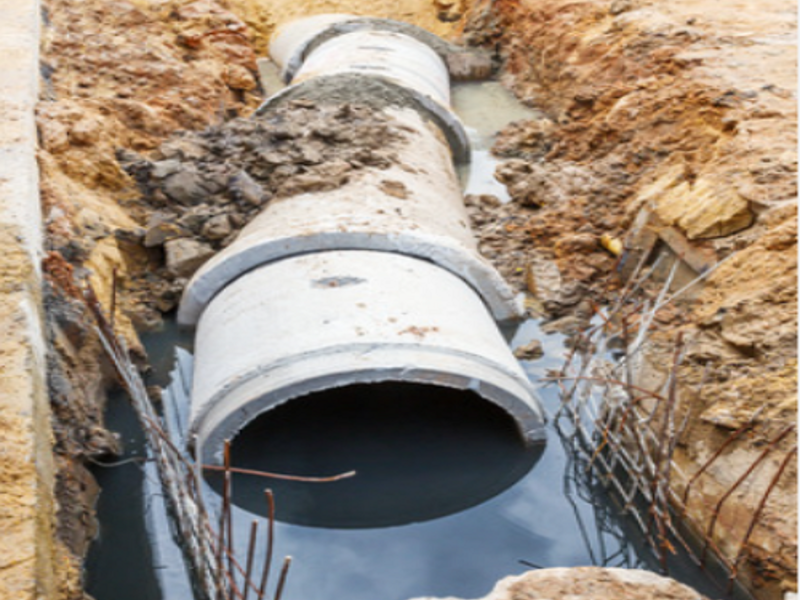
top-left (190, 251), bottom-right (546, 464)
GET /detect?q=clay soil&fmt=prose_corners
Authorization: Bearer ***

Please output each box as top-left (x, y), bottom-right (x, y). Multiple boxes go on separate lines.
top-left (27, 0), bottom-right (796, 599)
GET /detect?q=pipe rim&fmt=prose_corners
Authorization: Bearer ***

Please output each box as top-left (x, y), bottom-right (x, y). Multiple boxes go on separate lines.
top-left (276, 17), bottom-right (460, 84)
top-left (178, 233), bottom-right (523, 326)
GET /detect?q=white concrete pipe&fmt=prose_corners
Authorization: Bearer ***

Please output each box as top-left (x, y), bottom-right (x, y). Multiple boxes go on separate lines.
top-left (262, 16), bottom-right (471, 163)
top-left (178, 107), bottom-right (520, 326)
top-left (180, 16), bottom-right (547, 466)
top-left (190, 251), bottom-right (546, 465)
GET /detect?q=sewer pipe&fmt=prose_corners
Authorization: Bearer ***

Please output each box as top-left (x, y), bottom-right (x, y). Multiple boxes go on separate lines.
top-left (181, 17), bottom-right (546, 465)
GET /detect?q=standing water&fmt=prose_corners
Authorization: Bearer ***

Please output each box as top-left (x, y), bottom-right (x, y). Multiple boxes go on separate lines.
top-left (87, 80), bottom-right (744, 600)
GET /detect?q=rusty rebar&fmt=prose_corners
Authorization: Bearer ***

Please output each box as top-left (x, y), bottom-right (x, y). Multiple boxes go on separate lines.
top-left (202, 464), bottom-right (356, 483)
top-left (257, 489), bottom-right (276, 600)
top-left (273, 556), bottom-right (293, 600)
top-left (729, 444), bottom-right (797, 587)
top-left (701, 425), bottom-right (795, 565)
top-left (243, 520), bottom-right (259, 600)
top-left (680, 409), bottom-right (763, 510)
top-left (109, 267), bottom-right (118, 332)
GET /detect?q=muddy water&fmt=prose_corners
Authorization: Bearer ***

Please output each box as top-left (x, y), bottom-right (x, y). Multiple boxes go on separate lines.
top-left (86, 82), bottom-right (745, 600)
top-left (453, 81), bottom-right (540, 202)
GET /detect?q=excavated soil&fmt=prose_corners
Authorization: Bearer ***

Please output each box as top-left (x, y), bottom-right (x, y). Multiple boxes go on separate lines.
top-left (26, 0), bottom-right (795, 599)
top-left (461, 0), bottom-right (796, 598)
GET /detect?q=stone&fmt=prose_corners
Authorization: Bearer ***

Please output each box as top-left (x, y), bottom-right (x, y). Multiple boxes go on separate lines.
top-left (409, 567), bottom-right (710, 600)
top-left (144, 213), bottom-right (186, 247)
top-left (223, 64), bottom-right (257, 91)
top-left (178, 204), bottom-right (216, 233)
top-left (553, 233), bottom-right (598, 256)
top-left (446, 52), bottom-right (493, 81)
top-left (150, 159), bottom-right (184, 180)
top-left (229, 170), bottom-right (266, 206)
top-left (644, 166), bottom-right (755, 239)
top-left (201, 214), bottom-right (233, 241)
top-left (162, 168), bottom-right (210, 205)
top-left (379, 179), bottom-right (409, 199)
top-left (525, 253), bottom-right (563, 304)
top-left (513, 339), bottom-right (544, 360)
top-left (164, 238), bottom-right (214, 278)
top-left (158, 138), bottom-right (208, 161)
top-left (69, 116), bottom-right (102, 146)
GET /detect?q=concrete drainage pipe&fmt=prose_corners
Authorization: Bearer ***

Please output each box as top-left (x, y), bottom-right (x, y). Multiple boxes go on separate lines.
top-left (180, 16), bottom-right (547, 465)
top-left (190, 251), bottom-right (545, 465)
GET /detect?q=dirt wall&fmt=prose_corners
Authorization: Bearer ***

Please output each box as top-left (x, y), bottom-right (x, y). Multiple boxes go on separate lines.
top-left (461, 0), bottom-right (797, 597)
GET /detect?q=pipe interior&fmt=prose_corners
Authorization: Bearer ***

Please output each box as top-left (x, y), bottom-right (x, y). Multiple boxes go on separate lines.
top-left (208, 382), bottom-right (543, 528)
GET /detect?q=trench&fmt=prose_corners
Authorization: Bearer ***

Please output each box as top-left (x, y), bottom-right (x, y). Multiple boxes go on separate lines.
top-left (86, 80), bottom-right (748, 600)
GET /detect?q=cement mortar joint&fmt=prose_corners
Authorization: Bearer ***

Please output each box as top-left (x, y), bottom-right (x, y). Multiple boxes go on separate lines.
top-left (256, 72), bottom-right (471, 164)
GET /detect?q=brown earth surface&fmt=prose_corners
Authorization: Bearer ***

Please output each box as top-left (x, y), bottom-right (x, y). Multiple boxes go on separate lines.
top-left (24, 0), bottom-right (796, 598)
top-left (462, 0), bottom-right (796, 597)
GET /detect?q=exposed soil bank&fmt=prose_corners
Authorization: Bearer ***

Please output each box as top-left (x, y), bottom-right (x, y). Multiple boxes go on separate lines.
top-left (460, 0), bottom-right (796, 597)
top-left (37, 1), bottom-right (264, 596)
top-left (21, 0), bottom-right (796, 599)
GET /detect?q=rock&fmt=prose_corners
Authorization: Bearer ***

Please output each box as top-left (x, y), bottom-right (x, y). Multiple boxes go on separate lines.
top-left (69, 117), bottom-right (102, 146)
top-left (409, 567), bottom-right (710, 600)
top-left (144, 213), bottom-right (187, 247)
top-left (525, 253), bottom-right (563, 304)
top-left (514, 339), bottom-right (544, 360)
top-left (201, 214), bottom-right (232, 240)
top-left (540, 315), bottom-right (585, 335)
top-left (495, 160), bottom-right (595, 207)
top-left (178, 204), bottom-right (215, 233)
top-left (609, 0), bottom-right (635, 15)
top-left (158, 138), bottom-right (208, 161)
top-left (493, 119), bottom-right (556, 160)
top-left (114, 227), bottom-right (146, 245)
top-left (554, 233), bottom-right (598, 256)
top-left (223, 64), bottom-right (257, 91)
top-left (433, 0), bottom-right (463, 22)
top-left (278, 172), bottom-right (335, 196)
top-left (446, 52), bottom-right (493, 81)
top-left (164, 238), bottom-right (214, 278)
top-left (643, 167), bottom-right (755, 239)
top-left (229, 170), bottom-right (266, 206)
top-left (151, 159), bottom-right (184, 180)
top-left (162, 168), bottom-right (211, 205)
top-left (39, 118), bottom-right (71, 153)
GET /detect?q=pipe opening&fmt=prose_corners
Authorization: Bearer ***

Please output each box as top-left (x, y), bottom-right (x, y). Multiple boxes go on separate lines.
top-left (207, 382), bottom-right (543, 528)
